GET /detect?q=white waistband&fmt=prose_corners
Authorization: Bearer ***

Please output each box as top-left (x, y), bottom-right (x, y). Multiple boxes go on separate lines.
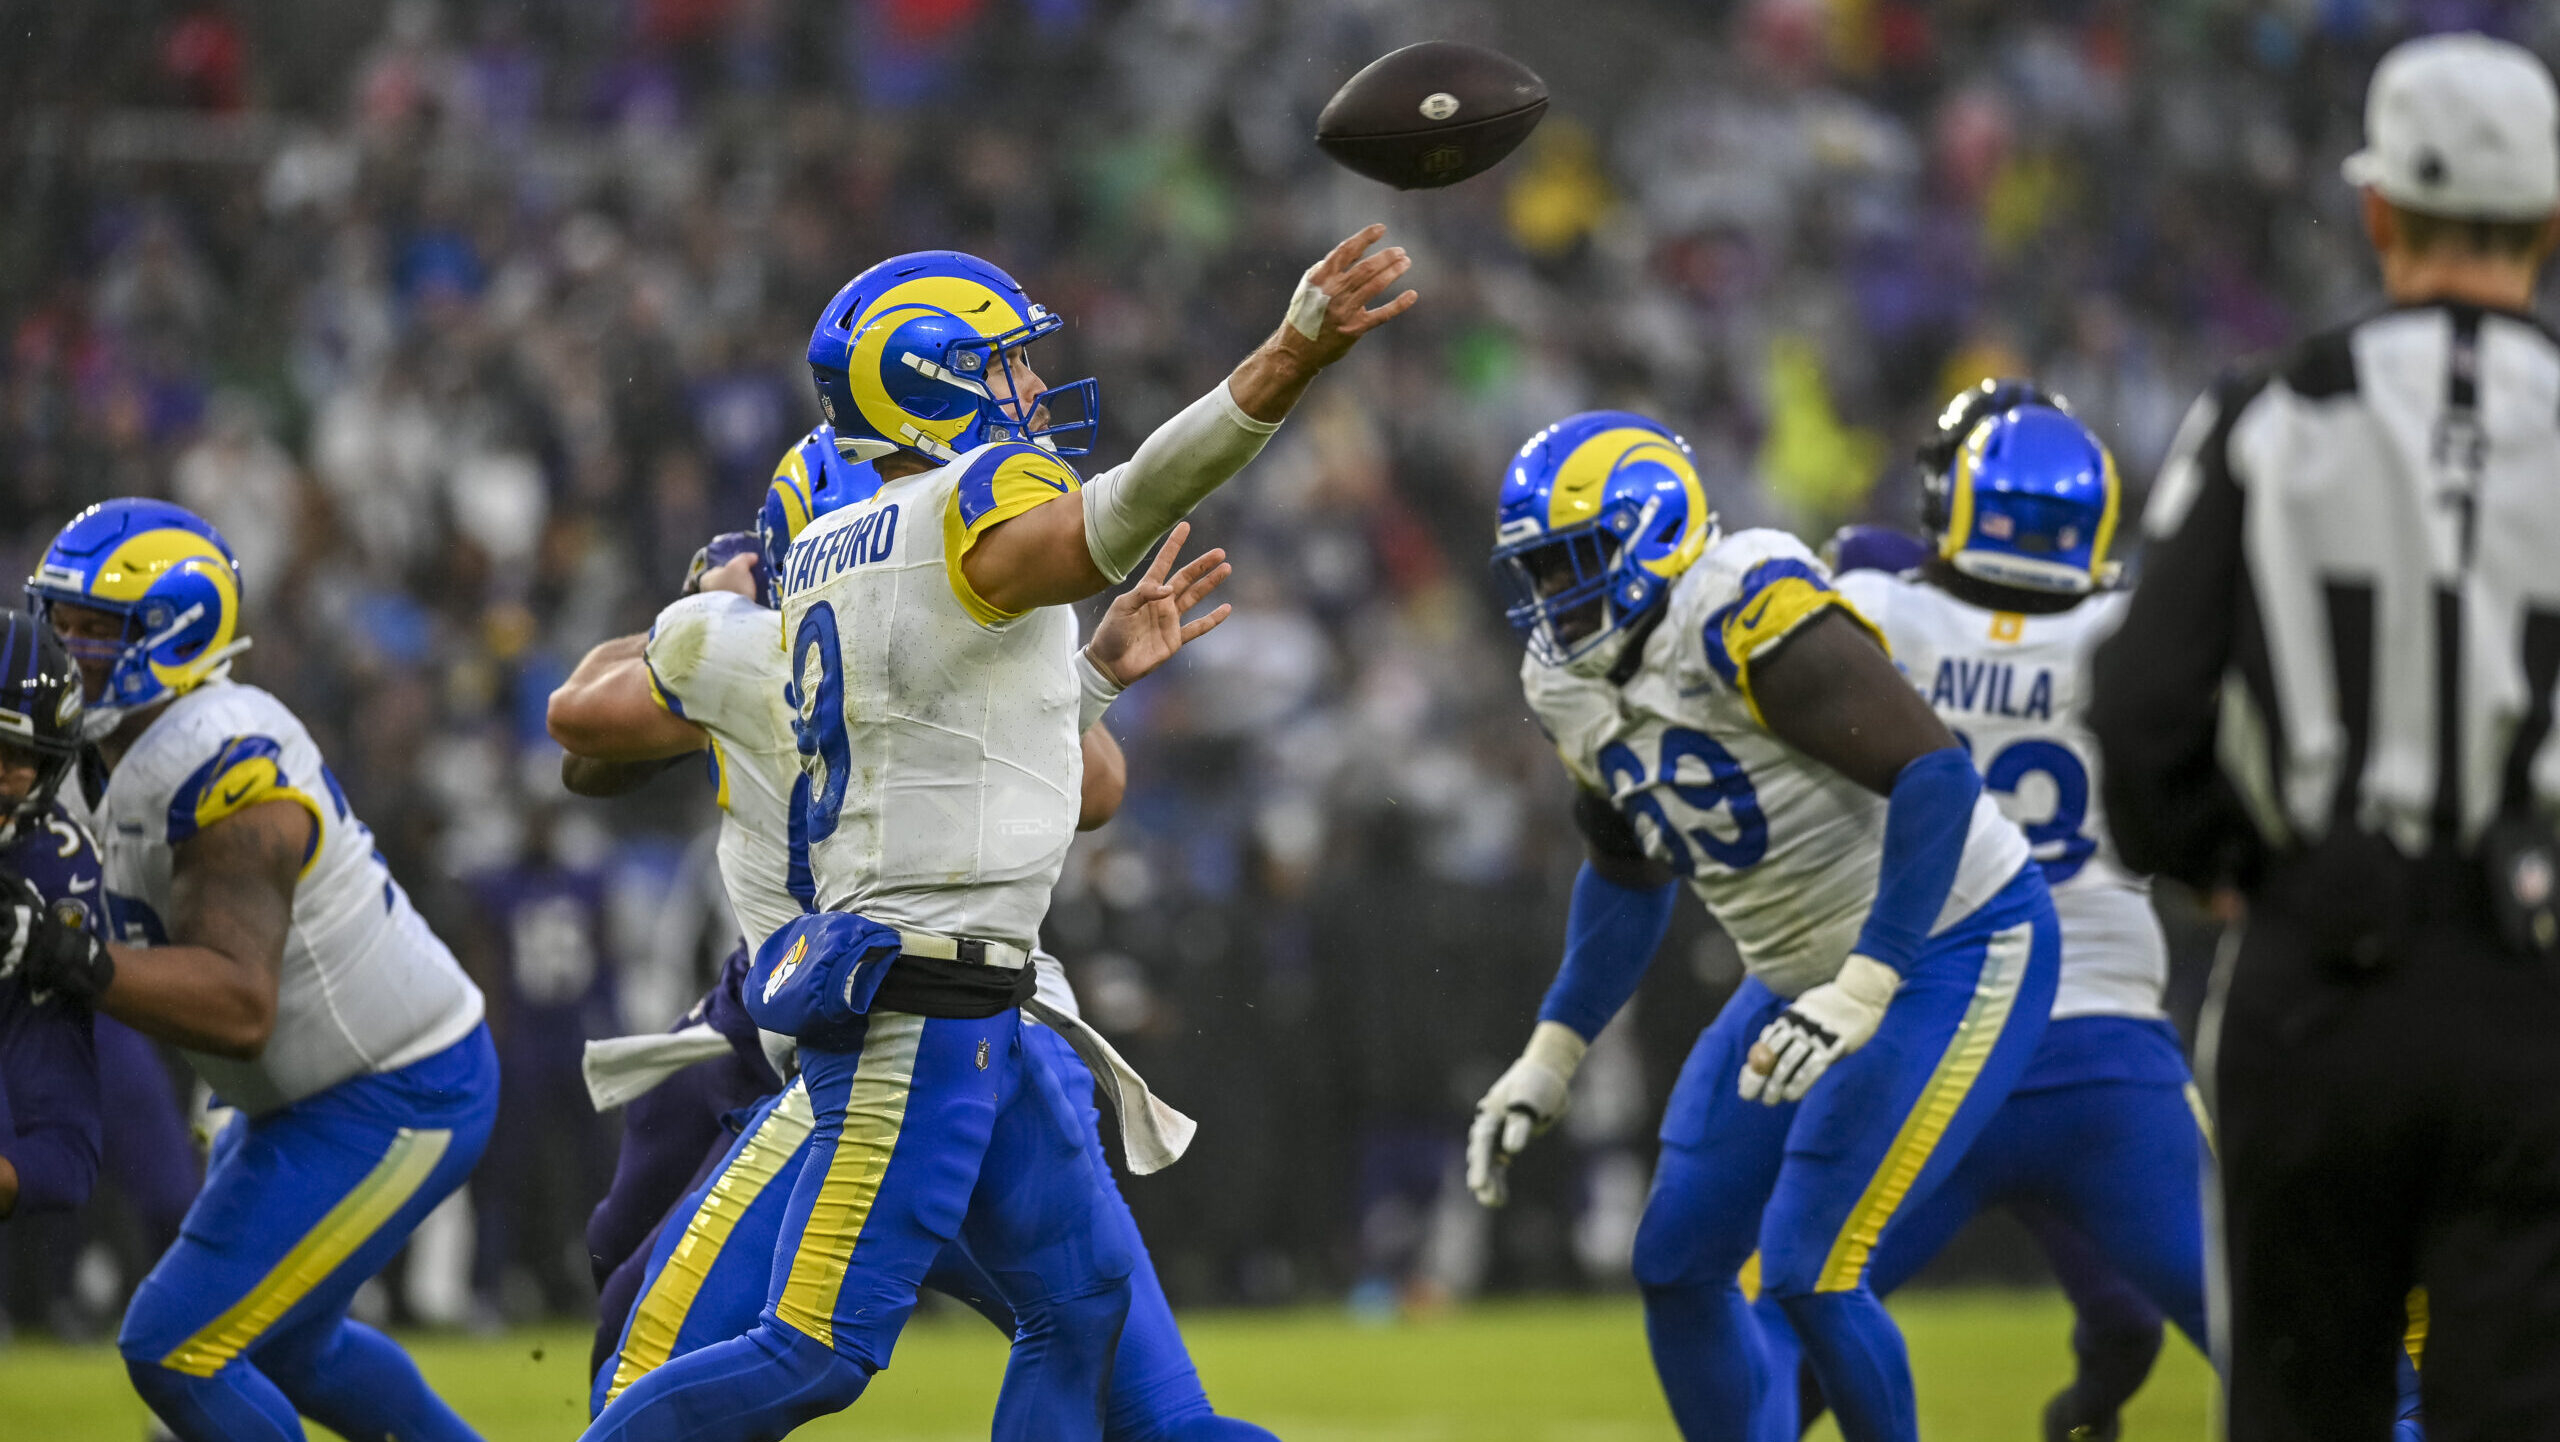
top-left (896, 929), bottom-right (1030, 971)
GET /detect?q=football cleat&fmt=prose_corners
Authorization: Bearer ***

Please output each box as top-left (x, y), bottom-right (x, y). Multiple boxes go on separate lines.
top-left (2043, 1388), bottom-right (2124, 1442)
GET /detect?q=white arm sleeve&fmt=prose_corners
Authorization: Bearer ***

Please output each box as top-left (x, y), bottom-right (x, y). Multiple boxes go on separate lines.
top-left (1080, 380), bottom-right (1282, 582)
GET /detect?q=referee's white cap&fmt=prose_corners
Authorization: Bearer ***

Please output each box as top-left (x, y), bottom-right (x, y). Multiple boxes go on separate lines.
top-left (2342, 33), bottom-right (2560, 221)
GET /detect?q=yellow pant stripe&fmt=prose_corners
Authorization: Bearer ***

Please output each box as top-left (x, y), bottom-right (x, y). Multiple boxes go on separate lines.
top-left (2405, 1286), bottom-right (2428, 1369)
top-left (606, 1080), bottom-right (817, 1404)
top-left (773, 1013), bottom-right (926, 1349)
top-left (1737, 1251), bottom-right (1763, 1305)
top-left (1814, 921), bottom-right (2032, 1293)
top-left (160, 1127), bottom-right (450, 1377)
top-left (2184, 1081), bottom-right (2217, 1160)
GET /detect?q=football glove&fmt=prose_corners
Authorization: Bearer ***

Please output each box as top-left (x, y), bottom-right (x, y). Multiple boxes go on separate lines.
top-left (1466, 1021), bottom-right (1587, 1208)
top-left (0, 873), bottom-right (112, 1006)
top-left (1740, 954), bottom-right (1899, 1106)
top-left (682, 531), bottom-right (771, 607)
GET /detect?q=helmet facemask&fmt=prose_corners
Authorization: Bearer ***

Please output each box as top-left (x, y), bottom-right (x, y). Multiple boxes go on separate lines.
top-left (0, 620), bottom-right (86, 845)
top-left (1494, 498), bottom-right (1667, 672)
top-left (32, 592), bottom-right (247, 742)
top-left (947, 310), bottom-right (1099, 458)
top-left (0, 733), bottom-right (75, 845)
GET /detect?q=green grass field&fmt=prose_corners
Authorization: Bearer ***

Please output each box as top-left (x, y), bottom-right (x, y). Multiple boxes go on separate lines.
top-left (0, 1290), bottom-right (2214, 1440)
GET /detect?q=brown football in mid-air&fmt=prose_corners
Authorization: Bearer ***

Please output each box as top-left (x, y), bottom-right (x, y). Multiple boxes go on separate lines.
top-left (1315, 41), bottom-right (1549, 190)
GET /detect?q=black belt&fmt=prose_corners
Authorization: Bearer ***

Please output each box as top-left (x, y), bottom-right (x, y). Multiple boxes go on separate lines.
top-left (870, 949), bottom-right (1035, 1019)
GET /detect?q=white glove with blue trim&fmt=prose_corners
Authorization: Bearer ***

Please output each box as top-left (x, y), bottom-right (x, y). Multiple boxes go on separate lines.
top-left (1741, 955), bottom-right (1899, 1105)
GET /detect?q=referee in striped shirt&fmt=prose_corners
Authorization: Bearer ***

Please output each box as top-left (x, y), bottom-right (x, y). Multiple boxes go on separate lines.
top-left (2092, 32), bottom-right (2560, 1442)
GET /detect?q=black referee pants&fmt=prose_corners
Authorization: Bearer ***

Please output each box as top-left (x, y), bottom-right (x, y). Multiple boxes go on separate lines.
top-left (2213, 898), bottom-right (2560, 1440)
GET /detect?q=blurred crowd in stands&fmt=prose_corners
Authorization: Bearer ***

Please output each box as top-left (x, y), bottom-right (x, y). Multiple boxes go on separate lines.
top-left (2, 0), bottom-right (2548, 1331)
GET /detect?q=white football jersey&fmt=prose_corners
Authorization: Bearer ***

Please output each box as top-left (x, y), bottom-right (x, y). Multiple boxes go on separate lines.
top-left (1526, 530), bottom-right (2031, 999)
top-left (778, 440), bottom-right (1085, 951)
top-left (644, 591), bottom-right (804, 958)
top-left (1837, 571), bottom-right (2164, 1019)
top-left (80, 681), bottom-right (483, 1114)
top-left (643, 588), bottom-right (1079, 1019)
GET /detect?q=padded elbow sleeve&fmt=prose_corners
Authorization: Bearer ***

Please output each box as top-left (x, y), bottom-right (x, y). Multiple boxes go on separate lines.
top-left (1080, 381), bottom-right (1281, 581)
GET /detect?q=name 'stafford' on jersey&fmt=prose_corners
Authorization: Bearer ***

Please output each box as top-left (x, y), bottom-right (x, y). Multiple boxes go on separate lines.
top-left (71, 681), bottom-right (483, 1115)
top-left (1837, 571), bottom-right (2167, 1020)
top-left (642, 585), bottom-right (1080, 1020)
top-left (1524, 529), bottom-right (2030, 998)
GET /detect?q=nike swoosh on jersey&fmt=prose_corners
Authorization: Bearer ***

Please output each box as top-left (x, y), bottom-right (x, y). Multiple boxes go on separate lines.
top-left (67, 876), bottom-right (95, 893)
top-left (1740, 593), bottom-right (1775, 629)
top-left (220, 780), bottom-right (258, 806)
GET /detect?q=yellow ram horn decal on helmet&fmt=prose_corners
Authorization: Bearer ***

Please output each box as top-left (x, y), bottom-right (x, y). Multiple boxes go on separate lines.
top-left (1548, 427), bottom-right (1711, 577)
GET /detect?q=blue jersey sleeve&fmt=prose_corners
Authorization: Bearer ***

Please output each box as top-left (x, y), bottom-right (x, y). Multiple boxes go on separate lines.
top-left (1851, 747), bottom-right (1983, 971)
top-left (1536, 862), bottom-right (1680, 1041)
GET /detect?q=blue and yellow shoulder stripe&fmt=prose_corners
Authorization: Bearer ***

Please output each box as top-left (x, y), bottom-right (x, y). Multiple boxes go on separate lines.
top-left (942, 442), bottom-right (1081, 626)
top-left (1701, 557), bottom-right (1888, 727)
top-left (167, 735), bottom-right (326, 874)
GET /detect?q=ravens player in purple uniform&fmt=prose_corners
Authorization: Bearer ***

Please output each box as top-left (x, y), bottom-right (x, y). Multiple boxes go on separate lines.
top-left (0, 613), bottom-right (106, 1220)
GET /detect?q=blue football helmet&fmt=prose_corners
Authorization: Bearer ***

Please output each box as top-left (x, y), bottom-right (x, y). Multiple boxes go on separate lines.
top-left (1935, 403), bottom-right (2122, 594)
top-left (1823, 523), bottom-right (1932, 576)
top-left (1916, 376), bottom-right (2064, 535)
top-left (806, 251), bottom-right (1098, 465)
top-left (1492, 411), bottom-right (1718, 672)
top-left (27, 499), bottom-right (249, 739)
top-left (757, 425), bottom-right (883, 591)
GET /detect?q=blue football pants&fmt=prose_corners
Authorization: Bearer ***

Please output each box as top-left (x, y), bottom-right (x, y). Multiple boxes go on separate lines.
top-left (117, 1025), bottom-right (499, 1442)
top-left (1633, 871), bottom-right (2060, 1442)
top-left (593, 1020), bottom-right (1269, 1441)
top-left (580, 1007), bottom-right (1133, 1442)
